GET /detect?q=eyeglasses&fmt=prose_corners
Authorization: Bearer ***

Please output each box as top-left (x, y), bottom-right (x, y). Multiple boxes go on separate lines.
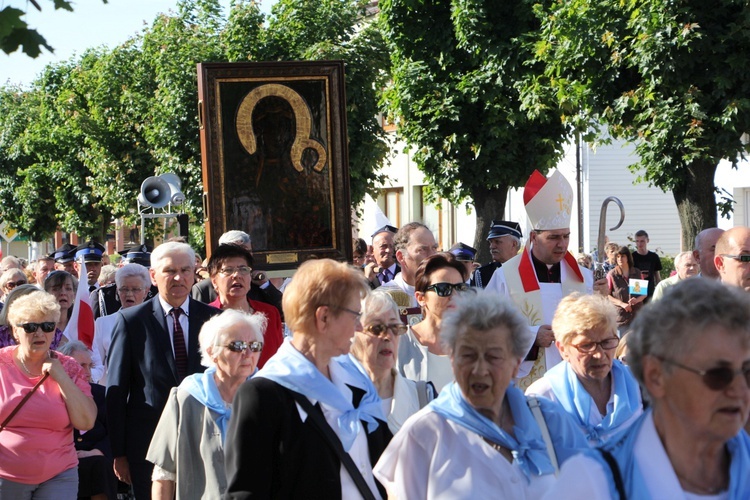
top-left (721, 254), bottom-right (750, 263)
top-left (118, 287), bottom-right (145, 295)
top-left (329, 306), bottom-right (362, 320)
top-left (225, 340), bottom-right (264, 353)
top-left (424, 282), bottom-right (470, 297)
top-left (218, 266), bottom-right (253, 276)
top-left (658, 357), bottom-right (750, 391)
top-left (5, 280), bottom-right (27, 289)
top-left (363, 323), bottom-right (408, 337)
top-left (16, 322), bottom-right (56, 334)
top-left (571, 337), bottom-right (620, 353)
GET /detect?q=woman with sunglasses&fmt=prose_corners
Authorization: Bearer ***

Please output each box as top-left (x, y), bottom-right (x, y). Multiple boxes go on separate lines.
top-left (351, 291), bottom-right (436, 433)
top-left (0, 284), bottom-right (66, 349)
top-left (526, 293), bottom-right (643, 445)
top-left (0, 268), bottom-right (27, 301)
top-left (206, 243), bottom-right (283, 368)
top-left (146, 309), bottom-right (265, 499)
top-left (0, 291), bottom-right (96, 498)
top-left (399, 252), bottom-right (469, 392)
top-left (547, 278), bottom-right (750, 499)
top-left (225, 259), bottom-right (392, 499)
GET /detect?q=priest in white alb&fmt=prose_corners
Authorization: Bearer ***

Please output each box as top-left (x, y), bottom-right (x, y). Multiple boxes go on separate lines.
top-left (485, 169), bottom-right (607, 390)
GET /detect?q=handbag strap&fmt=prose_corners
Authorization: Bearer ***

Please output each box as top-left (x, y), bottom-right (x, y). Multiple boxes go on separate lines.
top-left (526, 395), bottom-right (559, 476)
top-left (289, 390), bottom-right (378, 500)
top-left (0, 372), bottom-right (49, 432)
top-left (597, 448), bottom-right (627, 500)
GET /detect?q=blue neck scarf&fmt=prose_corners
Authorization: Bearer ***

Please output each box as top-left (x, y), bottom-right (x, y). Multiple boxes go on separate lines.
top-left (429, 381), bottom-right (555, 480)
top-left (180, 366), bottom-right (254, 443)
top-left (256, 339), bottom-right (385, 451)
top-left (545, 359), bottom-right (641, 444)
top-left (600, 411), bottom-right (750, 498)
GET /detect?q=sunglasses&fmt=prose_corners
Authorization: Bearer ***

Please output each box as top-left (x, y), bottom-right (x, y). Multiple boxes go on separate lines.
top-left (424, 282), bottom-right (469, 297)
top-left (721, 254), bottom-right (750, 263)
top-left (17, 322), bottom-right (56, 334)
top-left (225, 340), bottom-right (263, 353)
top-left (571, 337), bottom-right (620, 353)
top-left (363, 323), bottom-right (408, 337)
top-left (5, 280), bottom-right (27, 289)
top-left (659, 357), bottom-right (750, 391)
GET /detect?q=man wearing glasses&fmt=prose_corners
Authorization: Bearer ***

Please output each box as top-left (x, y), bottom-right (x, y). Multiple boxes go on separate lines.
top-left (715, 226), bottom-right (750, 293)
top-left (485, 170), bottom-right (605, 391)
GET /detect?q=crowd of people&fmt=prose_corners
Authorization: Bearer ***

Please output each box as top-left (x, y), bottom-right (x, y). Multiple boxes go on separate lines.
top-left (0, 169), bottom-right (749, 499)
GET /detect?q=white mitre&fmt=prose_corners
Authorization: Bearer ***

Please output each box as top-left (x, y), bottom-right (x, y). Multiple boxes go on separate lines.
top-left (523, 169), bottom-right (573, 230)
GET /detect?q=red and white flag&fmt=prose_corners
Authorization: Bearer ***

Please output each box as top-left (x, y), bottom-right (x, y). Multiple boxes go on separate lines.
top-left (68, 258), bottom-right (96, 348)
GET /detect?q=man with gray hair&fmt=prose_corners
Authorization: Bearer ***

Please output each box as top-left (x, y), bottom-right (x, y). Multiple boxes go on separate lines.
top-left (106, 241), bottom-right (220, 499)
top-left (379, 222), bottom-right (438, 309)
top-left (651, 251), bottom-right (699, 301)
top-left (191, 230), bottom-right (283, 317)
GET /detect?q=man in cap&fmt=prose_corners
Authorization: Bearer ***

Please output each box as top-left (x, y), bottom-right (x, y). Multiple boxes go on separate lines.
top-left (472, 220), bottom-right (522, 288)
top-left (486, 169), bottom-right (606, 390)
top-left (74, 240), bottom-right (106, 292)
top-left (365, 225), bottom-right (400, 288)
top-left (449, 242), bottom-right (478, 283)
top-left (693, 227), bottom-right (725, 279)
top-left (91, 245), bottom-right (157, 319)
top-left (50, 243), bottom-right (78, 278)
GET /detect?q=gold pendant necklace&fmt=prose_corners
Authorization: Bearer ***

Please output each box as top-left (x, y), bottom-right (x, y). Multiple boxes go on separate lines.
top-left (18, 355), bottom-right (42, 377)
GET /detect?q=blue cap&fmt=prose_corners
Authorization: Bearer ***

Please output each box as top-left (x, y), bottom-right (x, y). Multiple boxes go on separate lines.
top-left (74, 241), bottom-right (105, 262)
top-left (449, 242), bottom-right (477, 262)
top-left (49, 243), bottom-right (77, 263)
top-left (119, 244), bottom-right (152, 268)
top-left (486, 220), bottom-right (522, 241)
top-left (371, 225), bottom-right (398, 238)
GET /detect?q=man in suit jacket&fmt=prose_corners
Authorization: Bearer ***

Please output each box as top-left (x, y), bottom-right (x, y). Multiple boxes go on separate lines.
top-left (106, 242), bottom-right (220, 499)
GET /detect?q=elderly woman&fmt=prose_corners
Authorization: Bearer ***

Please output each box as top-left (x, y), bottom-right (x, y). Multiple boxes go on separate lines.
top-left (526, 293), bottom-right (643, 444)
top-left (225, 259), bottom-right (392, 499)
top-left (59, 340), bottom-right (117, 500)
top-left (374, 289), bottom-right (588, 498)
top-left (0, 284), bottom-right (61, 349)
top-left (545, 278), bottom-right (750, 499)
top-left (146, 309), bottom-right (265, 499)
top-left (43, 270), bottom-right (78, 343)
top-left (399, 252), bottom-right (469, 392)
top-left (0, 268), bottom-right (28, 301)
top-left (0, 291), bottom-right (97, 498)
top-left (206, 243), bottom-right (283, 367)
top-left (90, 263), bottom-right (151, 385)
top-left (351, 291), bottom-right (435, 434)
top-left (607, 246), bottom-right (646, 331)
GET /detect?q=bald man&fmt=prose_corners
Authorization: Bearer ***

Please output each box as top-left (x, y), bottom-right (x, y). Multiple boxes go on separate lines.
top-left (694, 227), bottom-right (725, 279)
top-left (714, 226), bottom-right (750, 292)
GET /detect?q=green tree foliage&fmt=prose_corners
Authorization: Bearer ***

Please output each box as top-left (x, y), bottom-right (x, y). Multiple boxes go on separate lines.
top-left (380, 0), bottom-right (570, 260)
top-left (523, 0), bottom-right (750, 249)
top-left (0, 1), bottom-right (106, 58)
top-left (0, 0), bottom-right (390, 249)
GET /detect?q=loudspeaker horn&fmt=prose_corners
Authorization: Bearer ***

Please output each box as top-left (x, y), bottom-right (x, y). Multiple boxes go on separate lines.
top-left (138, 176), bottom-right (171, 208)
top-left (160, 173), bottom-right (185, 206)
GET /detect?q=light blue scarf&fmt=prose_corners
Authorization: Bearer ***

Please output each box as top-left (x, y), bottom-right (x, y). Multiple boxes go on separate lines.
top-left (598, 410), bottom-right (750, 499)
top-left (256, 339), bottom-right (385, 451)
top-left (429, 382), bottom-right (557, 480)
top-left (545, 359), bottom-right (641, 444)
top-left (181, 366), bottom-right (254, 443)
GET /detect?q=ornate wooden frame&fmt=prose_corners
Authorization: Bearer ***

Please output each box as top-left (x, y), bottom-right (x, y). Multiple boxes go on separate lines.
top-left (197, 61), bottom-right (352, 272)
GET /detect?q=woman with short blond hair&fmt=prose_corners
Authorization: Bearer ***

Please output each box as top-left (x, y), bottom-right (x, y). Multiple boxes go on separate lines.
top-left (527, 293), bottom-right (642, 444)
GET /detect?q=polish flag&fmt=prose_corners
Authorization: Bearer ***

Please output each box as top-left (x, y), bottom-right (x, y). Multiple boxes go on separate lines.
top-left (68, 258), bottom-right (96, 348)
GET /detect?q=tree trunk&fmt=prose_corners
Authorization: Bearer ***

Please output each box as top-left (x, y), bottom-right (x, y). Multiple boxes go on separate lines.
top-left (471, 184), bottom-right (510, 264)
top-left (671, 159), bottom-right (718, 251)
